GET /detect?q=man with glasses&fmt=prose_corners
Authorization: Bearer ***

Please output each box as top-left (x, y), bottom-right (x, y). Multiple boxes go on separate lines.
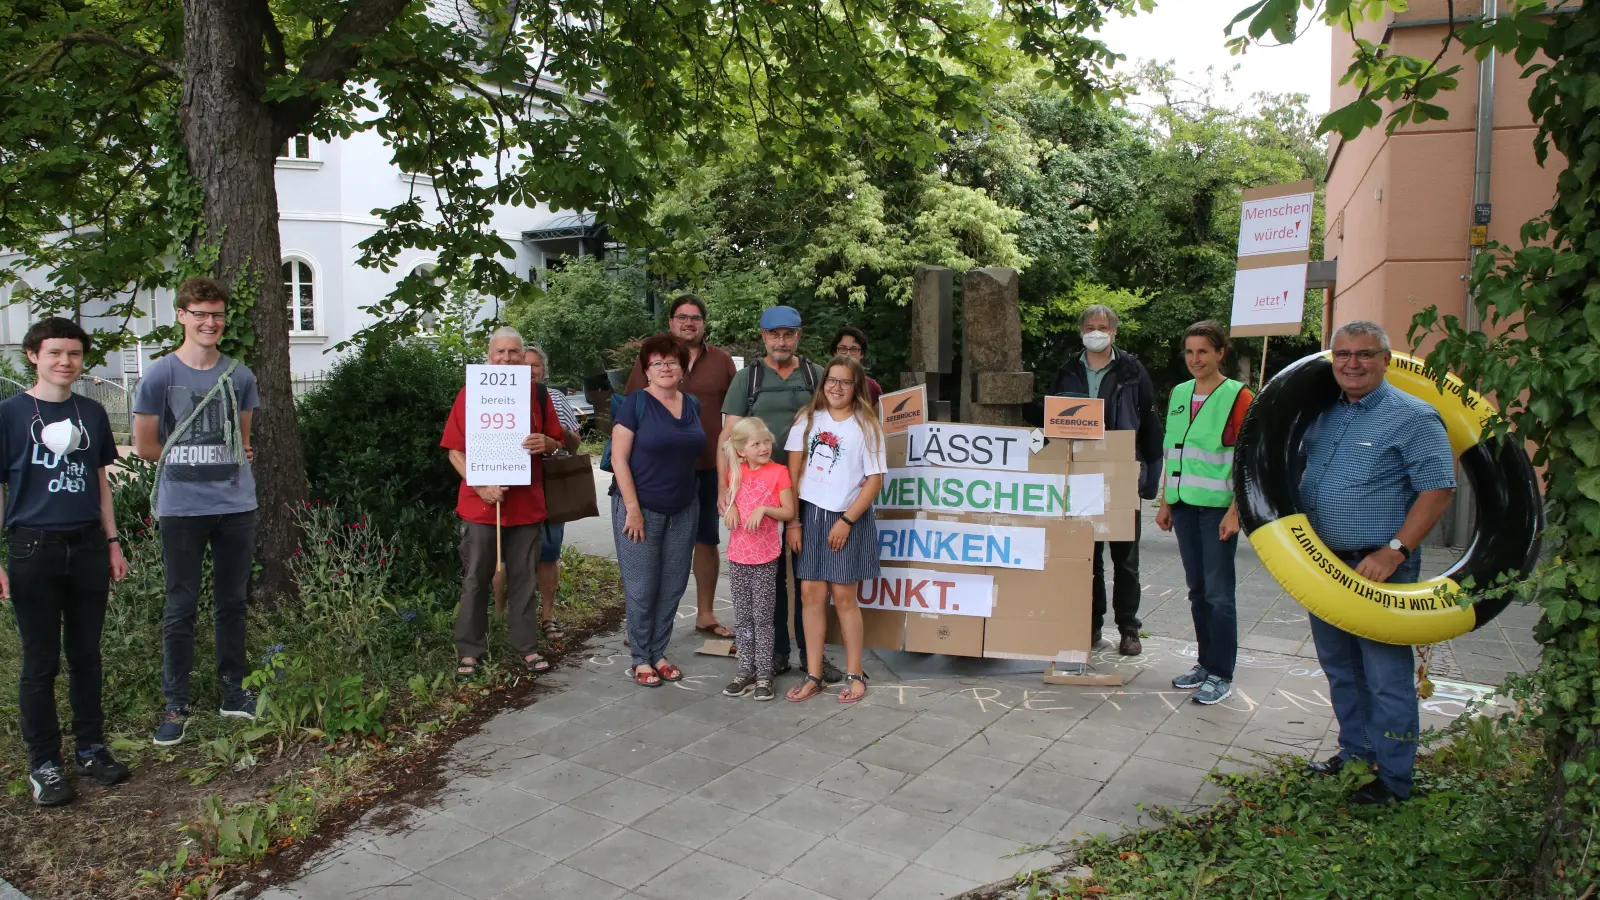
top-left (720, 305), bottom-right (838, 680)
top-left (1298, 320), bottom-right (1455, 805)
top-left (829, 327), bottom-right (881, 405)
top-left (133, 277), bottom-right (261, 746)
top-left (626, 295), bottom-right (738, 639)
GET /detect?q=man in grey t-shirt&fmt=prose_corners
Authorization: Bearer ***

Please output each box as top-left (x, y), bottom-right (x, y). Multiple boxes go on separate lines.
top-left (133, 277), bottom-right (261, 746)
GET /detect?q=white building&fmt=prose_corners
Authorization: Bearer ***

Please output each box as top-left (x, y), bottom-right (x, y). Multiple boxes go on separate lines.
top-left (0, 127), bottom-right (609, 379)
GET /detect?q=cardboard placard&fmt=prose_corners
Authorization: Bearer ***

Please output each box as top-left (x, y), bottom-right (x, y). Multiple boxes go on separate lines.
top-left (857, 566), bottom-right (995, 617)
top-left (1229, 262), bottom-right (1308, 338)
top-left (1066, 474), bottom-right (1106, 517)
top-left (1237, 186), bottom-right (1314, 257)
top-left (903, 423), bottom-right (1033, 472)
top-left (876, 467), bottom-right (1067, 517)
top-left (825, 607), bottom-right (907, 650)
top-left (464, 364), bottom-right (533, 486)
top-left (1070, 431), bottom-right (1136, 462)
top-left (1042, 396), bottom-right (1106, 440)
top-left (905, 613), bottom-right (985, 656)
top-left (1072, 461), bottom-right (1139, 510)
top-left (875, 518), bottom-right (1048, 570)
top-left (878, 384), bottom-right (927, 435)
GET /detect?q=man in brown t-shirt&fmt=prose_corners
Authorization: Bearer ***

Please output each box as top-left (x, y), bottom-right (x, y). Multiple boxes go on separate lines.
top-left (625, 294), bottom-right (738, 638)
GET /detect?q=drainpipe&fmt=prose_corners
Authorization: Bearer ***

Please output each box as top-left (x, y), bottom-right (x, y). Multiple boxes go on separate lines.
top-left (1450, 0), bottom-right (1496, 547)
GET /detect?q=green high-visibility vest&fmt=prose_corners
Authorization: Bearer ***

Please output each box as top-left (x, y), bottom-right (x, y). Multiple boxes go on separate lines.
top-left (1164, 379), bottom-right (1246, 508)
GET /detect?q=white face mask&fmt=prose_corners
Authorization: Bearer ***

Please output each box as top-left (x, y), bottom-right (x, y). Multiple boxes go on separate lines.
top-left (41, 419), bottom-right (80, 456)
top-left (1082, 330), bottom-right (1112, 353)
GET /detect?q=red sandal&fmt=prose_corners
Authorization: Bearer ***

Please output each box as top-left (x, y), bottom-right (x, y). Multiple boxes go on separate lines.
top-left (631, 665), bottom-right (662, 687)
top-left (656, 662), bottom-right (683, 683)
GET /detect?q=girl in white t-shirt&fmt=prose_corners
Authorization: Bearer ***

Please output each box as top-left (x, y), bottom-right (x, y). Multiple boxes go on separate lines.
top-left (782, 357), bottom-right (887, 703)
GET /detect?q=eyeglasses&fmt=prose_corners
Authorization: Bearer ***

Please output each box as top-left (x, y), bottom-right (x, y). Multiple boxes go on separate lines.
top-left (182, 309), bottom-right (226, 323)
top-left (1332, 349), bottom-right (1385, 363)
top-left (825, 377), bottom-right (854, 389)
top-left (834, 345), bottom-right (864, 357)
top-left (648, 359), bottom-right (682, 370)
top-left (671, 314), bottom-right (704, 323)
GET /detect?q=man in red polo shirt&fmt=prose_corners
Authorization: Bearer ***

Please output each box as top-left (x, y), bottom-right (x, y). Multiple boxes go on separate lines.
top-left (625, 295), bottom-right (738, 638)
top-left (441, 326), bottom-right (565, 677)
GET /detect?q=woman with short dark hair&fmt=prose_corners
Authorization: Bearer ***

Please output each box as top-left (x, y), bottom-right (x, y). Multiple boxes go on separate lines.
top-left (828, 327), bottom-right (882, 405)
top-left (610, 333), bottom-right (704, 686)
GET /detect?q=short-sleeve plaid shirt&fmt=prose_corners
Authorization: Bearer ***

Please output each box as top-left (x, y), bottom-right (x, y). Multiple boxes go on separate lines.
top-left (1299, 380), bottom-right (1456, 552)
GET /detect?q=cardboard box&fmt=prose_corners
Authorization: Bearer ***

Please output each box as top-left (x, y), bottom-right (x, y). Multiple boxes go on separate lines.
top-left (905, 613), bottom-right (985, 656)
top-left (1084, 508), bottom-right (1137, 542)
top-left (825, 606), bottom-right (908, 650)
top-left (1072, 461), bottom-right (1140, 510)
top-left (983, 618), bottom-right (1082, 661)
top-left (986, 560), bottom-right (1094, 622)
top-left (887, 425), bottom-right (1070, 473)
top-left (1070, 430), bottom-right (1136, 462)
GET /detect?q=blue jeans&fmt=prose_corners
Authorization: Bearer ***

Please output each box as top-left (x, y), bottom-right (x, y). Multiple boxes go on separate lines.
top-left (1170, 502), bottom-right (1238, 680)
top-left (1309, 553), bottom-right (1424, 799)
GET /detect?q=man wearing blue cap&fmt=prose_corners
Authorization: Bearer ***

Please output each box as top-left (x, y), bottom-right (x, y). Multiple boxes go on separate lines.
top-left (720, 306), bottom-right (837, 681)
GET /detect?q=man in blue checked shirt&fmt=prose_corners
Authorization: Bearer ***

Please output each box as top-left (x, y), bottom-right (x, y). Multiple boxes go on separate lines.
top-left (1298, 320), bottom-right (1457, 806)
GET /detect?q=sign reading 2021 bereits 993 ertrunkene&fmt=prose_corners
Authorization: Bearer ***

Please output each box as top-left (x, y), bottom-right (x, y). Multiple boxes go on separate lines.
top-left (465, 364), bottom-right (533, 487)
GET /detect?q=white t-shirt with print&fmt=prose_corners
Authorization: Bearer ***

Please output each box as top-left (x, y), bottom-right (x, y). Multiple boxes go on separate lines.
top-left (784, 410), bottom-right (888, 512)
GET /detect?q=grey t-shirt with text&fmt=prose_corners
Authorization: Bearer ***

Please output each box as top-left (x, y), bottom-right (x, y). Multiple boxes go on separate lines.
top-left (133, 353), bottom-right (260, 517)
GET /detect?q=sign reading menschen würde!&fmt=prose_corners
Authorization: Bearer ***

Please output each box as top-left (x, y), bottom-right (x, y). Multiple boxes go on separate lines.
top-left (875, 467), bottom-right (1066, 517)
top-left (875, 520), bottom-right (1047, 570)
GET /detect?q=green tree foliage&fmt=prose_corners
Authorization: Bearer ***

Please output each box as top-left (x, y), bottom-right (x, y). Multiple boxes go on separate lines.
top-left (1229, 0), bottom-right (1590, 891)
top-left (507, 258), bottom-right (655, 384)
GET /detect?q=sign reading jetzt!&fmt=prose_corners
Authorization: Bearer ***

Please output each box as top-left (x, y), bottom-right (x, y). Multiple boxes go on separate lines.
top-left (465, 364), bottom-right (532, 487)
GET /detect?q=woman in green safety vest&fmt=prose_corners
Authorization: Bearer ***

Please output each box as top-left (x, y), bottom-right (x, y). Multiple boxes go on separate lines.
top-left (1156, 320), bottom-right (1255, 707)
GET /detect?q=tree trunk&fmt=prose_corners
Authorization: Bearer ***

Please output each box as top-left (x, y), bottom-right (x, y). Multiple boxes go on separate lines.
top-left (182, 0), bottom-right (307, 604)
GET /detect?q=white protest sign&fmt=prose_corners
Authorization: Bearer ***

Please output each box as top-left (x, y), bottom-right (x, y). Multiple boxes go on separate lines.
top-left (465, 364), bottom-right (533, 487)
top-left (876, 519), bottom-right (1047, 570)
top-left (856, 567), bottom-right (995, 617)
top-left (876, 467), bottom-right (1066, 517)
top-left (1067, 473), bottom-right (1106, 517)
top-left (1229, 263), bottom-right (1307, 331)
top-left (1238, 191), bottom-right (1314, 256)
top-left (904, 423), bottom-right (1031, 472)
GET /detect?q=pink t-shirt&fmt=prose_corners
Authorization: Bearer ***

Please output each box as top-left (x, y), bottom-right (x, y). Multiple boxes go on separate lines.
top-left (727, 461), bottom-right (793, 565)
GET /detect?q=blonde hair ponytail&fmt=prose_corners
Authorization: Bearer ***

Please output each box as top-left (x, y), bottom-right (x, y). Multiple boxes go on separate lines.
top-left (723, 417), bottom-right (775, 530)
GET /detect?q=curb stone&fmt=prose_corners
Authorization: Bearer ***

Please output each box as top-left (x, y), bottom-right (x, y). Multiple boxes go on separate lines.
top-left (0, 876), bottom-right (29, 900)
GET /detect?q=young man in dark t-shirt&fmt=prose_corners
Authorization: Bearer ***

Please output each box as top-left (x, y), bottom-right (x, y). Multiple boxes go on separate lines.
top-left (1, 317), bottom-right (131, 806)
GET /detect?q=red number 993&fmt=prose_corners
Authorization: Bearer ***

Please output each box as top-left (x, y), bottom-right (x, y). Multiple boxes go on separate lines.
top-left (478, 412), bottom-right (517, 430)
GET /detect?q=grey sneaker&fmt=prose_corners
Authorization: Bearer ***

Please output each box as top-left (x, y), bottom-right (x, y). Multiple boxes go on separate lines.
top-left (220, 691), bottom-right (258, 720)
top-left (751, 679), bottom-right (776, 701)
top-left (723, 672), bottom-right (758, 697)
top-left (1172, 665), bottom-right (1208, 690)
top-left (1192, 676), bottom-right (1233, 705)
top-left (29, 762), bottom-right (75, 807)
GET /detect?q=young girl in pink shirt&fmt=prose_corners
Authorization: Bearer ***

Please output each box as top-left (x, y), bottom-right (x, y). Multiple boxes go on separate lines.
top-left (720, 418), bottom-right (797, 701)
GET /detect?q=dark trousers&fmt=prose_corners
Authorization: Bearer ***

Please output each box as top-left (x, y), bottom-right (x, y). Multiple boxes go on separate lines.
top-left (1310, 553), bottom-right (1424, 798)
top-left (10, 525), bottom-right (111, 768)
top-left (159, 511), bottom-right (258, 711)
top-left (1170, 502), bottom-right (1238, 680)
top-left (456, 521), bottom-right (541, 660)
top-left (772, 548), bottom-right (807, 663)
top-left (1091, 513), bottom-right (1143, 635)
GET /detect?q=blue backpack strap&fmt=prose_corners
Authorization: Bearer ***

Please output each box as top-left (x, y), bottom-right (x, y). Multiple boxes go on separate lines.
top-left (599, 390), bottom-right (647, 473)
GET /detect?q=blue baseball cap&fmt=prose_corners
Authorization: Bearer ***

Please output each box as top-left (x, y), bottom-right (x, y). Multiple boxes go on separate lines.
top-left (759, 306), bottom-right (802, 330)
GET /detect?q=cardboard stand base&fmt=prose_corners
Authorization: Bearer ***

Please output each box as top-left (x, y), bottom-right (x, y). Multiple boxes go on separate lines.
top-left (1042, 663), bottom-right (1124, 687)
top-left (696, 639), bottom-right (737, 657)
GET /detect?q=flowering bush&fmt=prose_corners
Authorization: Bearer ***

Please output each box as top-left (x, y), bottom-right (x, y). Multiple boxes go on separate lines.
top-left (288, 503), bottom-right (400, 656)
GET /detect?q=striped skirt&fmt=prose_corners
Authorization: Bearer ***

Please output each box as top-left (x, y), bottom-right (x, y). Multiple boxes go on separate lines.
top-left (794, 502), bottom-right (881, 584)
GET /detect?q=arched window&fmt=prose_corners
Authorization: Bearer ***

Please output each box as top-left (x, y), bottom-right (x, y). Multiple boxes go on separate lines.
top-left (282, 258), bottom-right (316, 333)
top-left (411, 263), bottom-right (441, 334)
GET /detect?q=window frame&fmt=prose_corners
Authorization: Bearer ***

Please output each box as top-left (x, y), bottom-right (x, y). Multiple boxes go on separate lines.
top-left (280, 254), bottom-right (322, 336)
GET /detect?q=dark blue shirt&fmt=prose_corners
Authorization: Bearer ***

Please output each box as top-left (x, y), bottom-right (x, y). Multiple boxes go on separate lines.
top-left (0, 392), bottom-right (118, 531)
top-left (1299, 380), bottom-right (1455, 551)
top-left (616, 390), bottom-right (705, 515)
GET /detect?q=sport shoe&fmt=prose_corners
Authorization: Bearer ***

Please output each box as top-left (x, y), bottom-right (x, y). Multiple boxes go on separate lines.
top-left (220, 691), bottom-right (258, 720)
top-left (751, 679), bottom-right (775, 701)
top-left (724, 672), bottom-right (758, 697)
top-left (75, 745), bottom-right (130, 786)
top-left (772, 656), bottom-right (793, 677)
top-left (1192, 676), bottom-right (1233, 705)
top-left (1172, 665), bottom-right (1208, 690)
top-left (153, 709), bottom-right (189, 746)
top-left (29, 762), bottom-right (75, 807)
top-left (819, 658), bottom-right (844, 685)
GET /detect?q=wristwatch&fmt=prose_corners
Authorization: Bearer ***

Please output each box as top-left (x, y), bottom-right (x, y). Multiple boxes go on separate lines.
top-left (1387, 538), bottom-right (1411, 559)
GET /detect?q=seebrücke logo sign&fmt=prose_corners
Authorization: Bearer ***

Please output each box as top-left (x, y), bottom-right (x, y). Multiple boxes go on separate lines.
top-left (1043, 396), bottom-right (1105, 440)
top-left (879, 384), bottom-right (927, 435)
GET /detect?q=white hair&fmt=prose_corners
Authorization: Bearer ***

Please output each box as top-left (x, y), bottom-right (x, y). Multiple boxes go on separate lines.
top-left (525, 343), bottom-right (550, 371)
top-left (488, 325), bottom-right (523, 349)
top-left (1332, 320), bottom-right (1390, 352)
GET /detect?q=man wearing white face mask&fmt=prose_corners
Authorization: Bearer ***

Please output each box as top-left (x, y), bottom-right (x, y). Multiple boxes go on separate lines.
top-left (1049, 305), bottom-right (1163, 655)
top-left (1, 317), bottom-right (131, 806)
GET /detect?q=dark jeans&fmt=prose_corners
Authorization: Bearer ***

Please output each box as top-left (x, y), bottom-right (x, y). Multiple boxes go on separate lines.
top-left (1310, 553), bottom-right (1424, 799)
top-left (1170, 502), bottom-right (1238, 680)
top-left (1092, 512), bottom-right (1143, 635)
top-left (9, 525), bottom-right (111, 769)
top-left (772, 548), bottom-right (807, 662)
top-left (159, 511), bottom-right (258, 711)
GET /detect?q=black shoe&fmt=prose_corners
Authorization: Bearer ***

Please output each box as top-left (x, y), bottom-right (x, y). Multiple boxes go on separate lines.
top-left (76, 745), bottom-right (131, 786)
top-left (29, 762), bottom-right (76, 807)
top-left (751, 679), bottom-right (775, 701)
top-left (819, 658), bottom-right (844, 684)
top-left (220, 691), bottom-right (258, 720)
top-left (1350, 780), bottom-right (1399, 806)
top-left (1305, 755), bottom-right (1345, 777)
top-left (1118, 632), bottom-right (1143, 656)
top-left (772, 656), bottom-right (793, 677)
top-left (1091, 629), bottom-right (1103, 648)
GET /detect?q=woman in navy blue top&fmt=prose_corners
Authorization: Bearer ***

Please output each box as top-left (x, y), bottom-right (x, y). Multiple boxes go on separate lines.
top-left (610, 334), bottom-right (705, 686)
